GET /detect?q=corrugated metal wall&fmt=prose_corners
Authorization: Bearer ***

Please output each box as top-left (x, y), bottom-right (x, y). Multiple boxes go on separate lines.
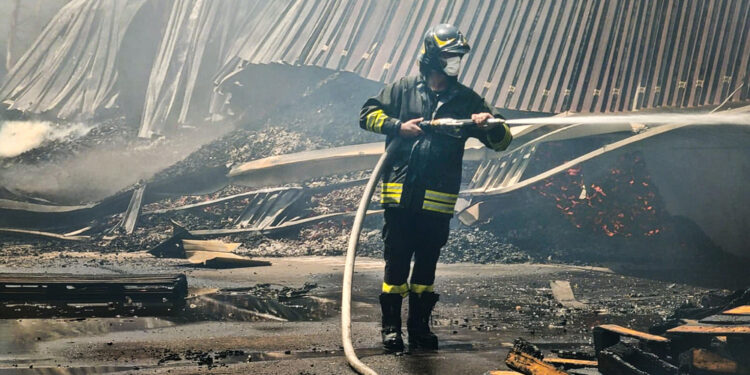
top-left (5, 0), bottom-right (746, 133)
top-left (227, 0), bottom-right (750, 113)
top-left (0, 0), bottom-right (149, 119)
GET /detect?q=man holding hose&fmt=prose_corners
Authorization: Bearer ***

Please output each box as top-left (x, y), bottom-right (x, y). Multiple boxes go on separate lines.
top-left (359, 24), bottom-right (512, 352)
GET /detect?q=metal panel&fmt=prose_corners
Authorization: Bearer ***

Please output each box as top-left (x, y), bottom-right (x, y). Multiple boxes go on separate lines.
top-left (0, 0), bottom-right (149, 119)
top-left (2, 0), bottom-right (748, 134)
top-left (192, 0), bottom-right (750, 133)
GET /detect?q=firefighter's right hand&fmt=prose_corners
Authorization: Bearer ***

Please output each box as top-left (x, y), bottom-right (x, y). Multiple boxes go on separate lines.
top-left (399, 117), bottom-right (424, 138)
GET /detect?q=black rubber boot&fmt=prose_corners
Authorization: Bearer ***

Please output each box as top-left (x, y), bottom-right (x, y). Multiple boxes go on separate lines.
top-left (407, 291), bottom-right (439, 350)
top-left (379, 293), bottom-right (404, 352)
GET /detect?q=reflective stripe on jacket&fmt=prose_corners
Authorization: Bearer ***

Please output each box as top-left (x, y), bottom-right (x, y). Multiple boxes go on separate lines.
top-left (359, 76), bottom-right (512, 216)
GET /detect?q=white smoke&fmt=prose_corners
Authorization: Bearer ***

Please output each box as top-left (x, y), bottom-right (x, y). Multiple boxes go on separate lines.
top-left (0, 121), bottom-right (93, 158)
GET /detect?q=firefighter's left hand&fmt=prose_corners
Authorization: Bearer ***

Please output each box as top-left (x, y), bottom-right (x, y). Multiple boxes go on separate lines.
top-left (472, 112), bottom-right (495, 130)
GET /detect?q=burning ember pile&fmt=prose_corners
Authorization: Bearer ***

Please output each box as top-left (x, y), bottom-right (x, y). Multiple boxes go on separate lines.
top-left (531, 151), bottom-right (668, 238)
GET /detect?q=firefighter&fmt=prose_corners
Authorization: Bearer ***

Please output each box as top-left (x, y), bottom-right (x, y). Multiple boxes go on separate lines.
top-left (359, 24), bottom-right (512, 352)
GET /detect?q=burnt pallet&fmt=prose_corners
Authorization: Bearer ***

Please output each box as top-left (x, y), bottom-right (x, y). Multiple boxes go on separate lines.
top-left (504, 339), bottom-right (570, 375)
top-left (598, 342), bottom-right (679, 375)
top-left (679, 348), bottom-right (750, 375)
top-left (593, 324), bottom-right (670, 357)
top-left (0, 273), bottom-right (187, 318)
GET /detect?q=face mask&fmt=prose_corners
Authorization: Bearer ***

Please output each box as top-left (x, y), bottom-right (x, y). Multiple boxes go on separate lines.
top-left (443, 56), bottom-right (461, 76)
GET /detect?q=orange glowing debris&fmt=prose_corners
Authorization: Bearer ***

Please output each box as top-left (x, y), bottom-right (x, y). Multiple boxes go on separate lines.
top-left (591, 185), bottom-right (606, 196)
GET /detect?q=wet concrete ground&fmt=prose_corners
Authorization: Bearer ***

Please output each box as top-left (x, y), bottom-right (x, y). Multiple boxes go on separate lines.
top-left (0, 252), bottom-right (709, 374)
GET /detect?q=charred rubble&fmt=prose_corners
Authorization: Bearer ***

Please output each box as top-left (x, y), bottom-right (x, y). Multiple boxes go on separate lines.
top-left (502, 287), bottom-right (750, 375)
top-left (0, 67), bottom-right (530, 267)
top-left (2, 115), bottom-right (750, 280)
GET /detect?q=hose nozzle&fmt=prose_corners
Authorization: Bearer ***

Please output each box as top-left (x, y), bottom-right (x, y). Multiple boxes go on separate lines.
top-left (419, 117), bottom-right (505, 128)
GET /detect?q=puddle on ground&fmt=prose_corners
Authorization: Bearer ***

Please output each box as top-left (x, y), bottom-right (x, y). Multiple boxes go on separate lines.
top-left (0, 317), bottom-right (174, 354)
top-left (173, 290), bottom-right (338, 323)
top-left (0, 285), bottom-right (337, 369)
top-left (153, 341), bottom-right (497, 369)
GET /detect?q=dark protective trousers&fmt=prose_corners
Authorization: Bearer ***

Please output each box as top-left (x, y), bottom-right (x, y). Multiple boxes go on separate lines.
top-left (382, 208), bottom-right (450, 293)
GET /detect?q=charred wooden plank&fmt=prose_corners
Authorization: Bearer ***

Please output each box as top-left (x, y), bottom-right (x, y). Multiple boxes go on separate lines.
top-left (598, 342), bottom-right (678, 375)
top-left (505, 352), bottom-right (569, 375)
top-left (597, 324), bottom-right (670, 342)
top-left (593, 324), bottom-right (668, 354)
top-left (0, 273), bottom-right (187, 318)
top-left (699, 314), bottom-right (750, 325)
top-left (666, 325), bottom-right (750, 336)
top-left (542, 358), bottom-right (597, 369)
top-left (722, 305), bottom-right (750, 315)
top-left (668, 324), bottom-right (750, 364)
top-left (504, 339), bottom-right (568, 375)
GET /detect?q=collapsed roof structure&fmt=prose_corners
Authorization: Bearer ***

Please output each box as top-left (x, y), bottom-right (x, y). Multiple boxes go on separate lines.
top-left (0, 0), bottom-right (749, 268)
top-left (0, 0), bottom-right (156, 119)
top-left (0, 0), bottom-right (748, 137)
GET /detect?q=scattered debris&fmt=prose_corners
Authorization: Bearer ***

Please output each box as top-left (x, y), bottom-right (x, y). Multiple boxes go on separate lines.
top-left (549, 280), bottom-right (586, 309)
top-left (501, 287), bottom-right (750, 374)
top-left (234, 188), bottom-right (303, 229)
top-left (504, 339), bottom-right (568, 375)
top-left (598, 341), bottom-right (678, 375)
top-left (183, 239), bottom-right (270, 268)
top-left (179, 282), bottom-right (325, 323)
top-left (183, 239), bottom-right (242, 253)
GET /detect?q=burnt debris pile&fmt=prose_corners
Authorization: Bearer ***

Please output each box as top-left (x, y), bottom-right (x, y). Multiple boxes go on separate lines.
top-left (3, 110), bottom-right (750, 282)
top-left (0, 0), bottom-right (748, 284)
top-left (502, 287), bottom-right (750, 375)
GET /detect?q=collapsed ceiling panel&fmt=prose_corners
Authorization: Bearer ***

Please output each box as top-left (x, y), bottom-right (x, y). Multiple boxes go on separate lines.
top-left (0, 0), bottom-right (149, 119)
top-left (139, 0), bottom-right (270, 137)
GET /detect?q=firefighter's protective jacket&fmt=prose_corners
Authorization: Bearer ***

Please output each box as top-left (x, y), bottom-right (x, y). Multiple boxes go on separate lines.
top-left (360, 75), bottom-right (512, 216)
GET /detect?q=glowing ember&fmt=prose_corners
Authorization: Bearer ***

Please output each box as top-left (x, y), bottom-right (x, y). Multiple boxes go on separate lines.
top-left (532, 151), bottom-right (667, 238)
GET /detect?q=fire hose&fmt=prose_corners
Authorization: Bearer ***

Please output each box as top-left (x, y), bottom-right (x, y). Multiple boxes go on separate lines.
top-left (341, 118), bottom-right (505, 375)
